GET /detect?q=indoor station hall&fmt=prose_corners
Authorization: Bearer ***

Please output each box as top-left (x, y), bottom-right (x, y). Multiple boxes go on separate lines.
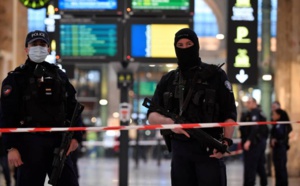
top-left (1, 0), bottom-right (300, 186)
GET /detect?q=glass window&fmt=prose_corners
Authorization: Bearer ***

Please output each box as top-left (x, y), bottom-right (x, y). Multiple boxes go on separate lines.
top-left (193, 0), bottom-right (218, 37)
top-left (28, 8), bottom-right (46, 32)
top-left (258, 0), bottom-right (277, 37)
top-left (194, 0), bottom-right (277, 38)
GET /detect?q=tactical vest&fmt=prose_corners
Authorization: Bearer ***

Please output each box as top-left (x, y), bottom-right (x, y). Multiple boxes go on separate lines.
top-left (162, 63), bottom-right (223, 138)
top-left (240, 109), bottom-right (269, 143)
top-left (16, 64), bottom-right (67, 127)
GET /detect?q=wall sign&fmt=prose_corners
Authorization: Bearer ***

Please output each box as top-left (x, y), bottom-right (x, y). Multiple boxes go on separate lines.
top-left (227, 0), bottom-right (258, 85)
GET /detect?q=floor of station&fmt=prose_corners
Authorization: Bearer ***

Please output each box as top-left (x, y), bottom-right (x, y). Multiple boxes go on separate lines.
top-left (75, 157), bottom-right (300, 186)
top-left (1, 157), bottom-right (299, 186)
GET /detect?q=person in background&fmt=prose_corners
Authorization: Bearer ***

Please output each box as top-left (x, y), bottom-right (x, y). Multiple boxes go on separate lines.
top-left (271, 101), bottom-right (281, 112)
top-left (239, 97), bottom-right (269, 186)
top-left (266, 100), bottom-right (282, 176)
top-left (270, 108), bottom-right (292, 186)
top-left (0, 30), bottom-right (82, 186)
top-left (147, 28), bottom-right (236, 186)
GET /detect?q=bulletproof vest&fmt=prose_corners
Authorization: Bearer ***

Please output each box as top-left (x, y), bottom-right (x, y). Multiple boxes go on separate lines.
top-left (256, 111), bottom-right (269, 138)
top-left (163, 63), bottom-right (222, 138)
top-left (240, 109), bottom-right (269, 142)
top-left (18, 64), bottom-right (67, 127)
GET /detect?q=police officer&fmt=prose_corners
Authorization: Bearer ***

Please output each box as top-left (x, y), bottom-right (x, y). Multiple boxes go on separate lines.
top-left (147, 28), bottom-right (237, 186)
top-left (0, 30), bottom-right (81, 186)
top-left (0, 101), bottom-right (12, 186)
top-left (239, 97), bottom-right (268, 186)
top-left (270, 108), bottom-right (292, 186)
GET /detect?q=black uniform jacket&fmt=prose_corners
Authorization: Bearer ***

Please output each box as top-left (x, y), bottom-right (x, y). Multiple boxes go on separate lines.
top-left (239, 108), bottom-right (268, 144)
top-left (0, 59), bottom-right (82, 150)
top-left (148, 62), bottom-right (237, 138)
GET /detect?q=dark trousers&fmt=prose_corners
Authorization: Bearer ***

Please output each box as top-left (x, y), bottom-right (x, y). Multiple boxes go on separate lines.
top-left (273, 144), bottom-right (288, 186)
top-left (171, 139), bottom-right (226, 186)
top-left (243, 139), bottom-right (267, 186)
top-left (0, 155), bottom-right (11, 186)
top-left (16, 134), bottom-right (79, 186)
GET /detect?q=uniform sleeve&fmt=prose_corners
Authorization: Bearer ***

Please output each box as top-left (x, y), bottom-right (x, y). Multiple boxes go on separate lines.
top-left (58, 70), bottom-right (83, 142)
top-left (146, 72), bottom-right (171, 117)
top-left (58, 70), bottom-right (77, 120)
top-left (1, 73), bottom-right (23, 149)
top-left (217, 70), bottom-right (237, 122)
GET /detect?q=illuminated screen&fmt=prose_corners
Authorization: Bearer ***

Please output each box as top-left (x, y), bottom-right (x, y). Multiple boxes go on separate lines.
top-left (59, 0), bottom-right (118, 10)
top-left (131, 0), bottom-right (190, 10)
top-left (226, 0), bottom-right (258, 85)
top-left (130, 23), bottom-right (189, 59)
top-left (58, 20), bottom-right (121, 62)
top-left (127, 0), bottom-right (193, 16)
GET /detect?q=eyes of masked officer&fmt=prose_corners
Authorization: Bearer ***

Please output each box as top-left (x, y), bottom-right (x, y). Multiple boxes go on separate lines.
top-left (175, 38), bottom-right (194, 49)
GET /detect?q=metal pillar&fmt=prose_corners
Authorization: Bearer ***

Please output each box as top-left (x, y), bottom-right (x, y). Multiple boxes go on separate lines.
top-left (259, 0), bottom-right (272, 120)
top-left (117, 62), bottom-right (133, 186)
top-left (259, 0), bottom-right (272, 177)
top-left (119, 86), bottom-right (129, 186)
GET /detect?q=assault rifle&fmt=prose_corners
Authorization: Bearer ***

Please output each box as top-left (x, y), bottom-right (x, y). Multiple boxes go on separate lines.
top-left (142, 97), bottom-right (229, 154)
top-left (48, 102), bottom-right (84, 186)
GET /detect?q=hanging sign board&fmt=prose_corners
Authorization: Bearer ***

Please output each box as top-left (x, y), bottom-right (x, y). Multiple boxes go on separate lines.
top-left (227, 0), bottom-right (258, 85)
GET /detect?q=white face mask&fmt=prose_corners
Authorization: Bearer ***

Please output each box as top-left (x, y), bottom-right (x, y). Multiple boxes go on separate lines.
top-left (28, 46), bottom-right (48, 63)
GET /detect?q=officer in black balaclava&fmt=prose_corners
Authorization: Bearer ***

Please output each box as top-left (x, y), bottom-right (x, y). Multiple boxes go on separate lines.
top-left (147, 27), bottom-right (237, 186)
top-left (174, 28), bottom-right (201, 71)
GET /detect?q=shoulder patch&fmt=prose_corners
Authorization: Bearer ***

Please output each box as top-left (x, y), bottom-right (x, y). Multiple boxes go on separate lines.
top-left (2, 85), bottom-right (12, 96)
top-left (224, 80), bottom-right (232, 92)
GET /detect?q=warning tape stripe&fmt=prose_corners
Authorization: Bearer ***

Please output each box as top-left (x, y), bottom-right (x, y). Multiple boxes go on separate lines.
top-left (0, 121), bottom-right (298, 133)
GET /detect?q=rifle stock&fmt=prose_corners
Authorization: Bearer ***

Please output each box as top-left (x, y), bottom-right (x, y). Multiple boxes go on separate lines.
top-left (48, 102), bottom-right (84, 186)
top-left (142, 97), bottom-right (229, 154)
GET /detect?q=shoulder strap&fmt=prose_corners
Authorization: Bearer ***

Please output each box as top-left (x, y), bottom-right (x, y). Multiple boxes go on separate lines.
top-left (198, 63), bottom-right (224, 81)
top-left (179, 71), bottom-right (199, 116)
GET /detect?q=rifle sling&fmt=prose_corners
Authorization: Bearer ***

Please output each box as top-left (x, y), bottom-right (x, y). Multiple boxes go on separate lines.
top-left (179, 71), bottom-right (199, 117)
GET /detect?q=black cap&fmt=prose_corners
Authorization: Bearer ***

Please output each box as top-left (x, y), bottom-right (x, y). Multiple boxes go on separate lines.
top-left (174, 28), bottom-right (199, 50)
top-left (25, 30), bottom-right (50, 47)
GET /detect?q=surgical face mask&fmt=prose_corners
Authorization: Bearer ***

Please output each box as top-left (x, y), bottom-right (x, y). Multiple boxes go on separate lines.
top-left (28, 46), bottom-right (48, 63)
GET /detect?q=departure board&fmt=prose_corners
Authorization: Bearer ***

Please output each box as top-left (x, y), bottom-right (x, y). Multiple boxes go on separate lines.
top-left (131, 0), bottom-right (190, 10)
top-left (59, 23), bottom-right (120, 61)
top-left (59, 0), bottom-right (118, 10)
top-left (127, 0), bottom-right (193, 17)
top-left (126, 19), bottom-right (191, 62)
top-left (130, 24), bottom-right (189, 59)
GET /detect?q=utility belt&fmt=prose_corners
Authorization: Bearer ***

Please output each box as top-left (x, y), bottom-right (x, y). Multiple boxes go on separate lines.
top-left (21, 120), bottom-right (64, 128)
top-left (22, 130), bottom-right (62, 138)
top-left (171, 133), bottom-right (219, 154)
top-left (172, 133), bottom-right (190, 141)
top-left (275, 139), bottom-right (288, 145)
top-left (20, 121), bottom-right (64, 136)
top-left (31, 132), bottom-right (61, 137)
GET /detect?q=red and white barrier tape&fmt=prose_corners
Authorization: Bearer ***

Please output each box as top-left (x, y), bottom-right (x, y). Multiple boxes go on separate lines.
top-left (0, 121), bottom-right (298, 133)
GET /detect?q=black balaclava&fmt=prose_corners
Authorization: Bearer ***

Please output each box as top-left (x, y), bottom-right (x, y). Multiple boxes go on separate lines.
top-left (174, 28), bottom-right (200, 71)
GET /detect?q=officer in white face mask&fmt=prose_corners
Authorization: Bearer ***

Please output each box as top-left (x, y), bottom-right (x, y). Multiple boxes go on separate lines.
top-left (25, 30), bottom-right (50, 63)
top-left (0, 30), bottom-right (82, 186)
